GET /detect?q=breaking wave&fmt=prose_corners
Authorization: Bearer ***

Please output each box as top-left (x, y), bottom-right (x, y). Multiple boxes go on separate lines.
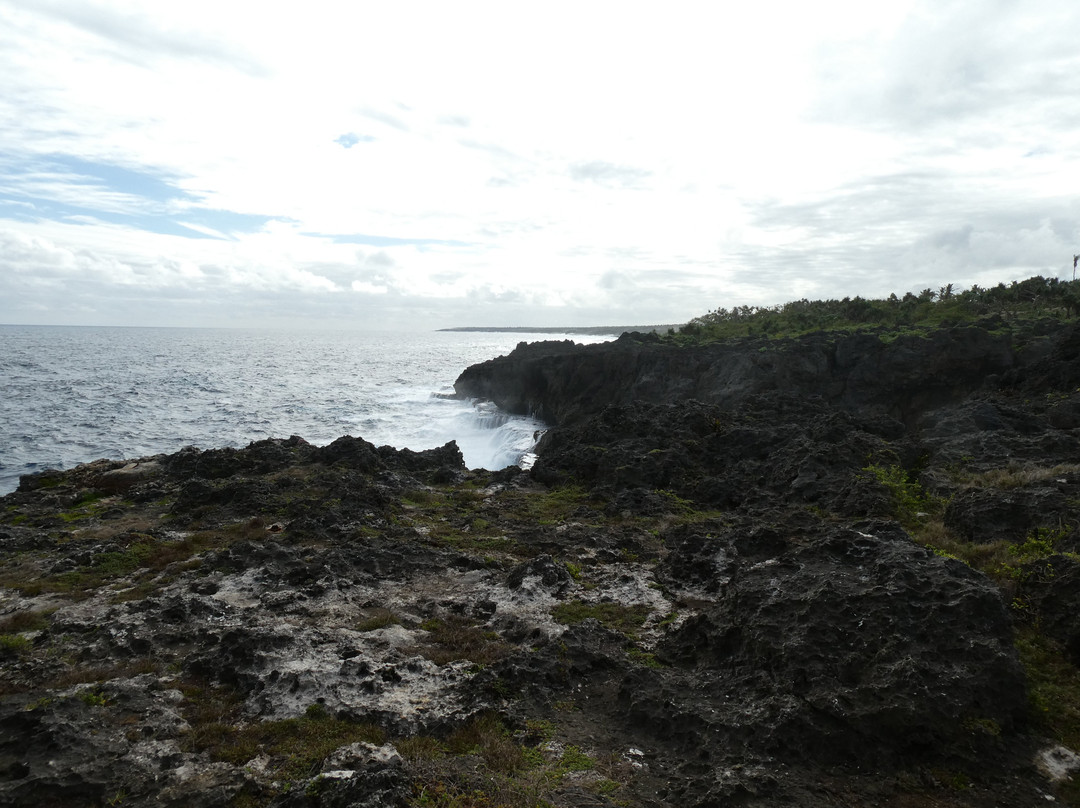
top-left (0, 326), bottom-right (608, 494)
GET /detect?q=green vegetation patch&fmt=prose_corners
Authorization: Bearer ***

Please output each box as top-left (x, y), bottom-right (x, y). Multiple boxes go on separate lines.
top-left (551, 600), bottom-right (652, 638)
top-left (79, 687), bottom-right (108, 707)
top-left (355, 607), bottom-right (401, 632)
top-left (402, 713), bottom-right (620, 808)
top-left (439, 532), bottom-right (520, 555)
top-left (1007, 527), bottom-right (1070, 565)
top-left (996, 527), bottom-right (1075, 587)
top-left (910, 518), bottom-right (1010, 571)
top-left (952, 462), bottom-right (1080, 491)
top-left (557, 744), bottom-right (595, 772)
top-left (670, 276), bottom-right (1080, 344)
top-left (402, 489), bottom-right (449, 508)
top-left (0, 634), bottom-right (33, 658)
top-left (0, 608), bottom-right (52, 635)
top-left (181, 694), bottom-right (384, 782)
top-left (3, 522), bottom-right (261, 600)
top-left (0, 659), bottom-right (163, 699)
top-left (862, 463), bottom-right (945, 529)
top-left (1016, 628), bottom-right (1080, 753)
top-left (442, 712), bottom-right (527, 772)
top-left (412, 615), bottom-right (513, 666)
top-left (626, 647), bottom-right (665, 668)
top-left (396, 485), bottom-right (530, 557)
top-left (493, 485), bottom-right (596, 527)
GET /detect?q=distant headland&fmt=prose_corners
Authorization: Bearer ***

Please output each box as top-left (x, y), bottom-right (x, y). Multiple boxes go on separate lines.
top-left (438, 324), bottom-right (680, 335)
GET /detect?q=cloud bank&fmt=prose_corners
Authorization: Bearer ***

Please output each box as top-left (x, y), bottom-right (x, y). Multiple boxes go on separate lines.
top-left (1, 0), bottom-right (1078, 329)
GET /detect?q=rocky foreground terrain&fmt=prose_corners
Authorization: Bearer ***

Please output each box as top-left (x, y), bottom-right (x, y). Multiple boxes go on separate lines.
top-left (3, 317), bottom-right (1080, 807)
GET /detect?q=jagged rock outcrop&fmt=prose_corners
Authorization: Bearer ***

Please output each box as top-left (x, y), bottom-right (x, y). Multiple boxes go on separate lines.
top-left (651, 518), bottom-right (1026, 764)
top-left (3, 320), bottom-right (1080, 806)
top-left (529, 394), bottom-right (907, 515)
top-left (453, 321), bottom-right (1079, 427)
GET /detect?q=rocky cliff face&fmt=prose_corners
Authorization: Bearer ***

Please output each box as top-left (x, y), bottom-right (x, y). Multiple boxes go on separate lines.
top-left (3, 321), bottom-right (1080, 807)
top-left (453, 320), bottom-right (1077, 427)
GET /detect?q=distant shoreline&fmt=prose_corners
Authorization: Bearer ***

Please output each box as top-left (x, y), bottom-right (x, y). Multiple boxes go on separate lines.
top-left (438, 325), bottom-right (680, 336)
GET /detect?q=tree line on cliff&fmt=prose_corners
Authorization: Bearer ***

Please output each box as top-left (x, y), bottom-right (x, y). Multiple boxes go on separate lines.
top-left (677, 275), bottom-right (1080, 342)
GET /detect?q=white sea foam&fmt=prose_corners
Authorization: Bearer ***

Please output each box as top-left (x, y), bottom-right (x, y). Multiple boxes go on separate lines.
top-left (0, 326), bottom-right (610, 494)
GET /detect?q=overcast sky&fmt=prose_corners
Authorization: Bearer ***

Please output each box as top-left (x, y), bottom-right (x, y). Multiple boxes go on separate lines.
top-left (1, 0), bottom-right (1078, 330)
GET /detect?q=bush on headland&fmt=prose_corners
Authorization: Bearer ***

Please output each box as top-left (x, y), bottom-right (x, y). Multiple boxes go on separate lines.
top-left (673, 275), bottom-right (1080, 342)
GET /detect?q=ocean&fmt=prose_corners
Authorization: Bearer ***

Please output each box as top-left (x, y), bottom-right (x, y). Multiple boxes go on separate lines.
top-left (0, 325), bottom-right (610, 495)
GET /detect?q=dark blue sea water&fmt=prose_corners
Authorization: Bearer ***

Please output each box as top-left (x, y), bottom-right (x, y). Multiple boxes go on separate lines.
top-left (0, 326), bottom-right (608, 495)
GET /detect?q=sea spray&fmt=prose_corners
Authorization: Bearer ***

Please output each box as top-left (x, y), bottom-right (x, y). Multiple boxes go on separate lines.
top-left (0, 326), bottom-right (607, 493)
top-left (448, 399), bottom-right (547, 470)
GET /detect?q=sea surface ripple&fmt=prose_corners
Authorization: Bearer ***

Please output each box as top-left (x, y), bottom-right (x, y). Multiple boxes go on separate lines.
top-left (0, 325), bottom-right (607, 494)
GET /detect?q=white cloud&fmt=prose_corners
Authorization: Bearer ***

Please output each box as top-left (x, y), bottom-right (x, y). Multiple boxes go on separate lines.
top-left (1, 0), bottom-right (1079, 329)
top-left (175, 222), bottom-right (231, 240)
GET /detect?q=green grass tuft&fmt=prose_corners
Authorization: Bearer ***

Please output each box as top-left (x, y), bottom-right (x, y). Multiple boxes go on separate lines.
top-left (551, 601), bottom-right (651, 638)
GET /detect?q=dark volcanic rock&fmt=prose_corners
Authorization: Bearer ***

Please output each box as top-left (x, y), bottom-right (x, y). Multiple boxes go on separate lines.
top-left (532, 396), bottom-right (905, 515)
top-left (0, 676), bottom-right (236, 808)
top-left (5, 319), bottom-right (1080, 807)
top-left (507, 554), bottom-right (574, 595)
top-left (944, 486), bottom-right (1075, 543)
top-left (453, 326), bottom-right (1022, 426)
top-left (93, 460), bottom-right (163, 493)
top-left (271, 742), bottom-right (407, 808)
top-left (651, 518), bottom-right (1026, 767)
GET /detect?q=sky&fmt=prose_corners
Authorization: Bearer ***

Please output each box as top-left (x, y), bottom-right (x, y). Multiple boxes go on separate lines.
top-left (1, 0), bottom-right (1079, 330)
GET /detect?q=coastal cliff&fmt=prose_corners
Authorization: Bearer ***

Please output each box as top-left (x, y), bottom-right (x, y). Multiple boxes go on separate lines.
top-left (453, 319), bottom-right (1077, 426)
top-left (2, 317), bottom-right (1080, 806)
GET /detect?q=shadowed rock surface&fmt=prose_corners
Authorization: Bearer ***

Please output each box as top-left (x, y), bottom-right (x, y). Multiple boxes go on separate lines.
top-left (3, 320), bottom-right (1080, 806)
